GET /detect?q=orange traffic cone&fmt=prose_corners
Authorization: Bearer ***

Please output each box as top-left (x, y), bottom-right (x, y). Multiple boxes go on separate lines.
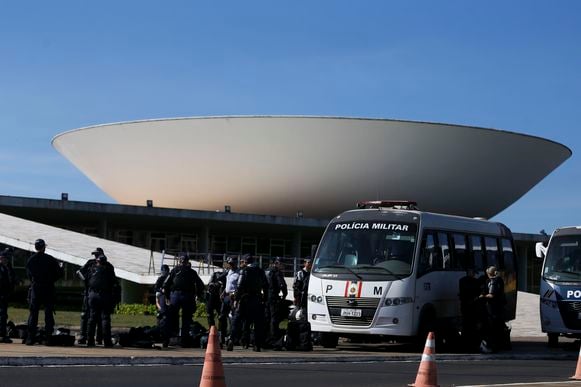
top-left (199, 325), bottom-right (226, 387)
top-left (571, 344), bottom-right (581, 380)
top-left (409, 332), bottom-right (439, 387)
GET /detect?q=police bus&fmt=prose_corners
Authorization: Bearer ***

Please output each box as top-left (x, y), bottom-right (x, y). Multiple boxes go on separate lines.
top-left (536, 226), bottom-right (581, 347)
top-left (307, 200), bottom-right (517, 348)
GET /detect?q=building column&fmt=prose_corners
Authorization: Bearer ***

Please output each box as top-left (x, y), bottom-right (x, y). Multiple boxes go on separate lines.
top-left (199, 226), bottom-right (209, 253)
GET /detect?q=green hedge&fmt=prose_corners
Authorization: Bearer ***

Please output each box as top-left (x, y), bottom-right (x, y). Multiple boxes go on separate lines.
top-left (115, 302), bottom-right (208, 317)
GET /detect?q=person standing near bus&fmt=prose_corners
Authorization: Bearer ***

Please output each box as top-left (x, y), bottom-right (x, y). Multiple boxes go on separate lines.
top-left (0, 249), bottom-right (16, 343)
top-left (480, 265), bottom-right (506, 353)
top-left (25, 239), bottom-right (64, 345)
top-left (459, 267), bottom-right (483, 352)
top-left (293, 257), bottom-right (312, 318)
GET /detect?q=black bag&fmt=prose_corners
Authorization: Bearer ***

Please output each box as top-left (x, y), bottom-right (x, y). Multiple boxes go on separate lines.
top-left (285, 320), bottom-right (312, 351)
top-left (46, 334), bottom-right (75, 347)
top-left (118, 326), bottom-right (154, 348)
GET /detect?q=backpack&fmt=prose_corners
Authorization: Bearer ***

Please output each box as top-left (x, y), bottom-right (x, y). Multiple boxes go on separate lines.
top-left (285, 320), bottom-right (312, 351)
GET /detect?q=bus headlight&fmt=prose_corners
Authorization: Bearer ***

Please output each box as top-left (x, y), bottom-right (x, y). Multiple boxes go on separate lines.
top-left (309, 294), bottom-right (324, 304)
top-left (384, 297), bottom-right (413, 306)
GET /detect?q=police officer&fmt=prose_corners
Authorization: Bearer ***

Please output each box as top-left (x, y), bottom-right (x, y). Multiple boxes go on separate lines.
top-left (292, 257), bottom-right (312, 317)
top-left (479, 266), bottom-right (506, 353)
top-left (220, 256), bottom-right (240, 344)
top-left (0, 249), bottom-right (16, 343)
top-left (227, 254), bottom-right (268, 352)
top-left (206, 270), bottom-right (226, 328)
top-left (265, 257), bottom-right (288, 342)
top-left (154, 264), bottom-right (170, 319)
top-left (162, 253), bottom-right (205, 347)
top-left (86, 254), bottom-right (118, 347)
top-left (25, 239), bottom-right (64, 345)
top-left (76, 248), bottom-right (103, 345)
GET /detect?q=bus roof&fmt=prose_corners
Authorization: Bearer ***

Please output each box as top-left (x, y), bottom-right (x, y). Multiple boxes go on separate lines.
top-left (553, 226), bottom-right (581, 237)
top-left (334, 207), bottom-right (512, 237)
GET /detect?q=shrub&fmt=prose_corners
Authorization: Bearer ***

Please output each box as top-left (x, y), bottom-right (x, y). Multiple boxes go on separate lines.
top-left (115, 303), bottom-right (157, 316)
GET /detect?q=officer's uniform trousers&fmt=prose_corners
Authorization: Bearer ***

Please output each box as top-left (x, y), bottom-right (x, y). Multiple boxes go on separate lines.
top-left (27, 283), bottom-right (56, 338)
top-left (87, 289), bottom-right (113, 346)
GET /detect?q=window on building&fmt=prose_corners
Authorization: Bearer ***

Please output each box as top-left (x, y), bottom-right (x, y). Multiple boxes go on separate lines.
top-left (150, 232), bottom-right (166, 252)
top-left (116, 230), bottom-right (134, 245)
top-left (181, 234), bottom-right (198, 253)
top-left (211, 235), bottom-right (227, 254)
top-left (241, 237), bottom-right (257, 255)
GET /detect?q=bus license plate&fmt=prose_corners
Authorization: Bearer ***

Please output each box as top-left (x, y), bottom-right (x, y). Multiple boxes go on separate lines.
top-left (341, 308), bottom-right (362, 317)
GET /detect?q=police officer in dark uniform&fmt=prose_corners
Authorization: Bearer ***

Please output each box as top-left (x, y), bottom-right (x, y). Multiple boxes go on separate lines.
top-left (292, 257), bottom-right (312, 317)
top-left (25, 239), bottom-right (64, 345)
top-left (206, 270), bottom-right (226, 328)
top-left (76, 248), bottom-right (103, 345)
top-left (85, 254), bottom-right (118, 347)
top-left (227, 254), bottom-right (268, 352)
top-left (265, 257), bottom-right (288, 342)
top-left (162, 253), bottom-right (205, 347)
top-left (480, 266), bottom-right (506, 353)
top-left (0, 249), bottom-right (16, 343)
top-left (154, 264), bottom-right (170, 325)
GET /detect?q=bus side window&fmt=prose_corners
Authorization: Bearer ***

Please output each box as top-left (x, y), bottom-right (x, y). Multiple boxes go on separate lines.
top-left (469, 235), bottom-right (485, 272)
top-left (419, 232), bottom-right (440, 275)
top-left (453, 233), bottom-right (469, 269)
top-left (485, 237), bottom-right (499, 269)
top-left (437, 232), bottom-right (451, 269)
top-left (502, 238), bottom-right (515, 272)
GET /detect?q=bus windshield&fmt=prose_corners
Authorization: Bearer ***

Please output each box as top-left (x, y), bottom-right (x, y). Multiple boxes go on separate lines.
top-left (543, 235), bottom-right (581, 282)
top-left (313, 221), bottom-right (418, 279)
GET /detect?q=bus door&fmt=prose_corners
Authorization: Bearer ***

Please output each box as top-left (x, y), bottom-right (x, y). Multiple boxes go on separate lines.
top-left (415, 231), bottom-right (461, 327)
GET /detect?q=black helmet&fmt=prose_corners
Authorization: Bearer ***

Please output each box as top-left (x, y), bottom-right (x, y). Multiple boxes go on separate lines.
top-left (34, 239), bottom-right (46, 250)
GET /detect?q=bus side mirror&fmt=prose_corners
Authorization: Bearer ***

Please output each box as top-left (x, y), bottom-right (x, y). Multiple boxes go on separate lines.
top-left (535, 242), bottom-right (547, 259)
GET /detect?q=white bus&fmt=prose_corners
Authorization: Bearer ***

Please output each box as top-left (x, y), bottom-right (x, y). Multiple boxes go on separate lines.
top-left (536, 226), bottom-right (581, 347)
top-left (307, 200), bottom-right (518, 348)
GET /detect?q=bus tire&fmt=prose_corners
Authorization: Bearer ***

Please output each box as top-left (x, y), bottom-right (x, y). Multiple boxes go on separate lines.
top-left (320, 333), bottom-right (339, 348)
top-left (548, 333), bottom-right (559, 348)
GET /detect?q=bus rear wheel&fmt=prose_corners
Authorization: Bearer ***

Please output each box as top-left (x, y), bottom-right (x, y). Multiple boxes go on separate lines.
top-left (320, 333), bottom-right (339, 348)
top-left (548, 333), bottom-right (559, 348)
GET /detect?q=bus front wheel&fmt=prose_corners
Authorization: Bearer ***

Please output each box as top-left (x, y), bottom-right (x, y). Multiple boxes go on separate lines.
top-left (548, 333), bottom-right (559, 348)
top-left (320, 333), bottom-right (339, 348)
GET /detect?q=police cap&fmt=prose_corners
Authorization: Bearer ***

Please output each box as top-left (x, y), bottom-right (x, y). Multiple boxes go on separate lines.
top-left (91, 247), bottom-right (104, 256)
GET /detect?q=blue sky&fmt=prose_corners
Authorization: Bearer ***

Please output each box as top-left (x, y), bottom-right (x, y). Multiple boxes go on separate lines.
top-left (0, 1), bottom-right (579, 234)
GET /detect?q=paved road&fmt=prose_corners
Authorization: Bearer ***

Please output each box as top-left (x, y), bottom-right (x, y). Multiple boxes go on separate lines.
top-left (0, 360), bottom-right (580, 387)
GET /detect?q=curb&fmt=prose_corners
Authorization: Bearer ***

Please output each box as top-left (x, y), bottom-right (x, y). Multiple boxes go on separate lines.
top-left (0, 352), bottom-right (576, 367)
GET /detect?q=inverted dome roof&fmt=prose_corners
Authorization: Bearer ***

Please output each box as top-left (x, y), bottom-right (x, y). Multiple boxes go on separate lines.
top-left (52, 116), bottom-right (571, 219)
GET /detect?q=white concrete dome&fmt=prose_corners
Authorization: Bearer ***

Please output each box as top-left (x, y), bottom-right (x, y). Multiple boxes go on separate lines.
top-left (52, 116), bottom-right (571, 219)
